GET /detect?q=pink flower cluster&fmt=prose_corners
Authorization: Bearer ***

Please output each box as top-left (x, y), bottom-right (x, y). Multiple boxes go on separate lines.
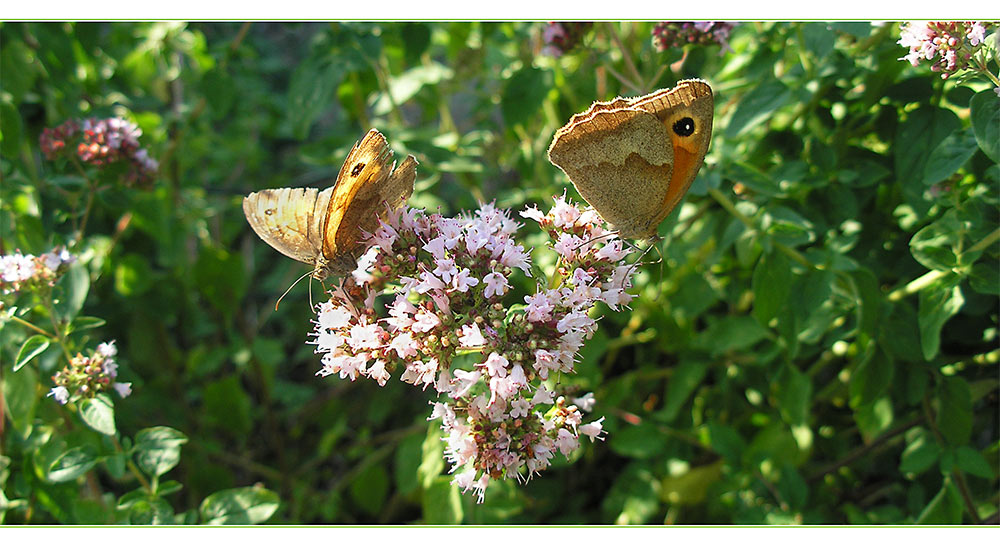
top-left (307, 196), bottom-right (635, 501)
top-left (898, 21), bottom-right (993, 79)
top-left (541, 22), bottom-right (593, 57)
top-left (48, 340), bottom-right (132, 405)
top-left (652, 22), bottom-right (735, 54)
top-left (0, 247), bottom-right (75, 295)
top-left (40, 117), bottom-right (159, 186)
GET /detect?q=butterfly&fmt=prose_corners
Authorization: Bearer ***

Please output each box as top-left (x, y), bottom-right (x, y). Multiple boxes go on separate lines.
top-left (243, 128), bottom-right (416, 281)
top-left (547, 79), bottom-right (714, 239)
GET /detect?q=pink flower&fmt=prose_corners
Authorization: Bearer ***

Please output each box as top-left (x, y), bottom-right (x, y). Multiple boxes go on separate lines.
top-left (412, 309), bottom-right (441, 333)
top-left (579, 417), bottom-right (606, 441)
top-left (482, 352), bottom-right (509, 378)
top-left (524, 291), bottom-right (555, 322)
top-left (415, 271), bottom-right (445, 294)
top-left (423, 236), bottom-right (448, 259)
top-left (433, 257), bottom-right (458, 283)
top-left (451, 268), bottom-right (479, 292)
top-left (458, 323), bottom-right (487, 347)
top-left (347, 323), bottom-right (383, 350)
top-left (389, 331), bottom-right (419, 358)
top-left (482, 271), bottom-right (510, 299)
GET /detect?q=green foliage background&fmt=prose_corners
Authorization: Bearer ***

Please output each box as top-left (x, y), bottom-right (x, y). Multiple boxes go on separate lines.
top-left (1, 21), bottom-right (998, 524)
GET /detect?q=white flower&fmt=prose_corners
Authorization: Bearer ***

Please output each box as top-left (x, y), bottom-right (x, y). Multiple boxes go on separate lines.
top-left (572, 392), bottom-right (596, 412)
top-left (48, 386), bottom-right (70, 405)
top-left (482, 271), bottom-right (510, 299)
top-left (97, 340), bottom-right (118, 358)
top-left (579, 417), bottom-right (606, 441)
top-left (113, 382), bottom-right (133, 398)
top-left (458, 323), bottom-right (486, 347)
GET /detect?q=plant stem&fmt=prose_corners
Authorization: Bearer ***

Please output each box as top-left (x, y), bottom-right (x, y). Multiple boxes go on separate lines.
top-left (605, 23), bottom-right (644, 92)
top-left (9, 315), bottom-right (54, 338)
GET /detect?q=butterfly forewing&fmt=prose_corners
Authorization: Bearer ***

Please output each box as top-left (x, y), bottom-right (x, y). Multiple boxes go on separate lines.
top-left (243, 128), bottom-right (417, 283)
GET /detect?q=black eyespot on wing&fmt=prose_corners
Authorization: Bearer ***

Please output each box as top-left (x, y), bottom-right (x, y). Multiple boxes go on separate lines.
top-left (351, 162), bottom-right (366, 177)
top-left (672, 117), bottom-right (695, 137)
top-left (265, 208), bottom-right (275, 216)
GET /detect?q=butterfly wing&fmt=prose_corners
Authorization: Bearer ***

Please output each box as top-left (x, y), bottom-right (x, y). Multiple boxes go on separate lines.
top-left (320, 129), bottom-right (417, 275)
top-left (243, 186), bottom-right (333, 265)
top-left (548, 108), bottom-right (674, 238)
top-left (628, 79), bottom-right (714, 225)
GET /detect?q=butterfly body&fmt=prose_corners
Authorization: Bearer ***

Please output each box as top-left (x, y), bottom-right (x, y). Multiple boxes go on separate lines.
top-left (548, 79), bottom-right (714, 239)
top-left (243, 129), bottom-right (416, 281)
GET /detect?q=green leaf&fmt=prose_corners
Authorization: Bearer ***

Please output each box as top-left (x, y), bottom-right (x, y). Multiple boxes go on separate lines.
top-left (0, 100), bottom-right (23, 159)
top-left (969, 260), bottom-right (1000, 295)
top-left (661, 359), bottom-right (709, 423)
top-left (78, 394), bottom-right (116, 436)
top-left (851, 268), bottom-right (881, 341)
top-left (394, 431), bottom-right (425, 495)
top-left (918, 278), bottom-right (964, 360)
top-left (418, 421), bottom-right (444, 489)
top-left (915, 477), bottom-right (962, 524)
top-left (894, 106), bottom-right (961, 214)
top-left (134, 426), bottom-right (188, 478)
top-left (774, 364), bottom-right (812, 426)
top-left (3, 363), bottom-right (38, 432)
top-left (970, 89), bottom-right (1000, 163)
top-left (899, 427), bottom-right (941, 475)
top-left (14, 335), bottom-right (50, 372)
top-left (802, 22), bottom-right (836, 59)
top-left (46, 445), bottom-right (98, 483)
top-left (726, 79), bottom-right (792, 138)
top-left (602, 463), bottom-right (660, 525)
top-left (923, 128), bottom-right (979, 185)
top-left (421, 476), bottom-right (462, 524)
top-left (114, 253), bottom-right (154, 297)
top-left (953, 446), bottom-right (996, 478)
top-left (199, 485), bottom-right (280, 524)
top-left (287, 57), bottom-right (343, 139)
top-left (501, 66), bottom-right (548, 127)
top-left (349, 464), bottom-right (389, 516)
top-left (752, 250), bottom-right (793, 325)
top-left (849, 348), bottom-right (894, 409)
top-left (910, 209), bottom-right (964, 271)
top-left (193, 247), bottom-right (247, 324)
top-left (936, 376), bottom-right (972, 446)
top-left (372, 62), bottom-right (453, 116)
top-left (54, 262), bottom-right (90, 324)
top-left (698, 315), bottom-right (770, 356)
top-left (706, 422), bottom-right (746, 464)
top-left (609, 421), bottom-right (669, 459)
top-left (854, 396), bottom-right (893, 442)
top-left (68, 316), bottom-right (106, 333)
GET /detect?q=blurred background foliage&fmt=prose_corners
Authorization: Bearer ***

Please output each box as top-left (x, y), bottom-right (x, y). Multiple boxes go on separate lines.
top-left (1, 21), bottom-right (998, 524)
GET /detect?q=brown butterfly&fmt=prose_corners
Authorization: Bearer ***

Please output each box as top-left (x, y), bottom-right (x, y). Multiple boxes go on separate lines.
top-left (548, 79), bottom-right (714, 239)
top-left (243, 128), bottom-right (416, 281)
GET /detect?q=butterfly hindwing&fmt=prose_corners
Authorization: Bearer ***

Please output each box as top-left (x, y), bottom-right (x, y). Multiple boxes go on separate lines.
top-left (243, 187), bottom-right (333, 265)
top-left (547, 79), bottom-right (714, 239)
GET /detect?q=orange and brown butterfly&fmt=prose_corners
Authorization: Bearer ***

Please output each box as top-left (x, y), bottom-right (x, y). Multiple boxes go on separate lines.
top-left (547, 79), bottom-right (714, 239)
top-left (243, 128), bottom-right (417, 281)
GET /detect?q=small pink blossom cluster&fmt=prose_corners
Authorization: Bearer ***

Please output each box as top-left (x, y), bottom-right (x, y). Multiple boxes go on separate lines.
top-left (541, 22), bottom-right (593, 57)
top-left (48, 340), bottom-right (132, 405)
top-left (0, 247), bottom-right (75, 295)
top-left (898, 21), bottom-right (993, 79)
top-left (308, 196), bottom-right (634, 501)
top-left (40, 117), bottom-right (159, 186)
top-left (652, 22), bottom-right (735, 54)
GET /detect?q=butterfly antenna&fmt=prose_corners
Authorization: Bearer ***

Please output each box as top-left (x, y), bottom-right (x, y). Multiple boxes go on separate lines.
top-left (275, 270), bottom-right (314, 311)
top-left (571, 230), bottom-right (619, 252)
